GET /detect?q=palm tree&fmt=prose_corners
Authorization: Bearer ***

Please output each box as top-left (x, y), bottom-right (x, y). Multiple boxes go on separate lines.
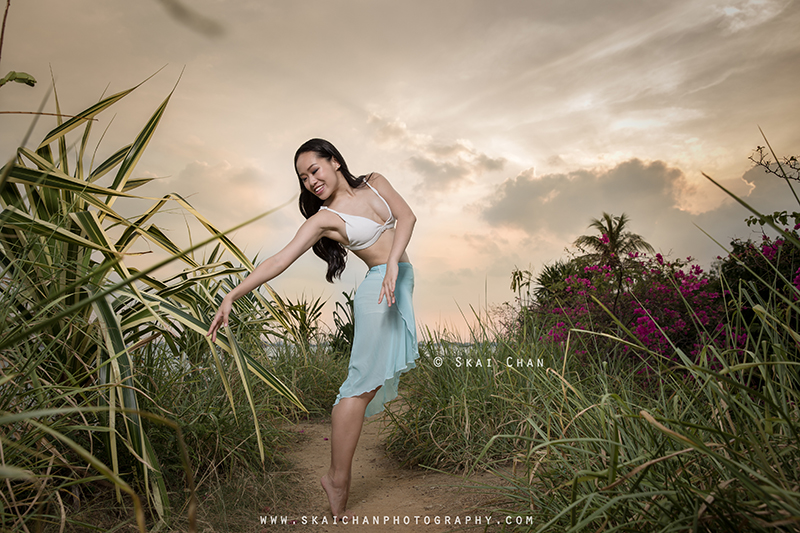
top-left (533, 259), bottom-right (581, 303)
top-left (573, 212), bottom-right (655, 314)
top-left (573, 212), bottom-right (654, 267)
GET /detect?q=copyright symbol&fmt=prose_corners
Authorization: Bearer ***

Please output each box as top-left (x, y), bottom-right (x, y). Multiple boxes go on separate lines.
top-left (433, 356), bottom-right (443, 368)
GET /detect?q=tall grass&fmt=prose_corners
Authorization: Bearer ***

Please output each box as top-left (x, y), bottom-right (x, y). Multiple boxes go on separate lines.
top-left (265, 339), bottom-right (349, 420)
top-left (0, 78), bottom-right (305, 531)
top-left (480, 299), bottom-right (799, 532)
top-left (385, 326), bottom-right (556, 472)
top-left (386, 211), bottom-right (800, 530)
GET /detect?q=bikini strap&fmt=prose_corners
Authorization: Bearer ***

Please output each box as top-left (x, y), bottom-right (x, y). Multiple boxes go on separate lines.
top-left (364, 181), bottom-right (393, 222)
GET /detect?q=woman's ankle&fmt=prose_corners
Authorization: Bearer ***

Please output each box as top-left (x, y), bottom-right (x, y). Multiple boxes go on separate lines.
top-left (325, 469), bottom-right (350, 488)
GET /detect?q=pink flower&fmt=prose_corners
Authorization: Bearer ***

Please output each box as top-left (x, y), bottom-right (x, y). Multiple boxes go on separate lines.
top-left (793, 267), bottom-right (800, 290)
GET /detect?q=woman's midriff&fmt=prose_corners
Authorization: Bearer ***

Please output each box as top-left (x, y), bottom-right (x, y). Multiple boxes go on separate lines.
top-left (353, 229), bottom-right (409, 269)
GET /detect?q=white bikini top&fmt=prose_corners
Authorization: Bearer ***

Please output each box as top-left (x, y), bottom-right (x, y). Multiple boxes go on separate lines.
top-left (319, 181), bottom-right (396, 251)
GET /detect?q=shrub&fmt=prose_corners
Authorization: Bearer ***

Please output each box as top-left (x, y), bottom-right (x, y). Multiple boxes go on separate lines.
top-left (536, 253), bottom-right (732, 370)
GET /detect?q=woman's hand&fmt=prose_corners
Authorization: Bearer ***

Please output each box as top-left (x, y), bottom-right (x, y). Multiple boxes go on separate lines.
top-left (378, 262), bottom-right (399, 307)
top-left (207, 296), bottom-right (233, 342)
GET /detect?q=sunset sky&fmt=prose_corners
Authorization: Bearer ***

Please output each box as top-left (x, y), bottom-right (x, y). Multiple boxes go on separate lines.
top-left (3, 0), bottom-right (800, 335)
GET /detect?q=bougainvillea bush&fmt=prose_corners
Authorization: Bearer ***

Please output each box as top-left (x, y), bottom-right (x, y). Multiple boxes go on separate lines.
top-left (536, 252), bottom-right (735, 370)
top-left (718, 225), bottom-right (800, 304)
top-left (532, 221), bottom-right (800, 375)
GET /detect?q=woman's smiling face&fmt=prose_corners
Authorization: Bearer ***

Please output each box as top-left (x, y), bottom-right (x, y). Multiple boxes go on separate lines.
top-left (296, 151), bottom-right (340, 199)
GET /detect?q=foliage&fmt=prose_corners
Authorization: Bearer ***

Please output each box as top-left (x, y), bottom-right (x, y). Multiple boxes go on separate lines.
top-left (388, 260), bottom-right (800, 531)
top-left (256, 289), bottom-right (327, 365)
top-left (266, 339), bottom-right (349, 421)
top-left (0, 70), bottom-right (36, 87)
top-left (480, 183), bottom-right (800, 529)
top-left (0, 79), bottom-right (303, 531)
top-left (569, 212), bottom-right (654, 319)
top-left (385, 324), bottom-right (554, 472)
top-left (476, 317), bottom-right (800, 532)
top-left (749, 144), bottom-right (800, 182)
top-left (136, 338), bottom-right (293, 491)
top-left (279, 292), bottom-right (326, 348)
top-left (716, 231), bottom-right (800, 319)
top-left (572, 212), bottom-right (655, 268)
top-left (328, 290), bottom-right (355, 358)
top-left (743, 143), bottom-right (800, 229)
top-left (531, 258), bottom-right (583, 304)
top-left (0, 1), bottom-right (37, 89)
top-left (532, 253), bottom-right (731, 368)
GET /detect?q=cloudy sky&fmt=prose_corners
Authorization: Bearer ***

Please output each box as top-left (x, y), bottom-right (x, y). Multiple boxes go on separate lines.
top-left (3, 0), bottom-right (800, 335)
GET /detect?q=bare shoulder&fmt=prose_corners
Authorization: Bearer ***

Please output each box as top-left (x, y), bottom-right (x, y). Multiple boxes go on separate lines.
top-left (364, 172), bottom-right (395, 191)
top-left (309, 207), bottom-right (342, 230)
top-left (295, 208), bottom-right (346, 246)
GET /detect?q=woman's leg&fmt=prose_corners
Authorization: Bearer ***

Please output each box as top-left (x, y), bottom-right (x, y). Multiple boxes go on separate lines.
top-left (321, 387), bottom-right (379, 518)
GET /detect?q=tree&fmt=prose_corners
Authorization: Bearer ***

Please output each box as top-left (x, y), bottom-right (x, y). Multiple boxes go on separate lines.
top-left (573, 212), bottom-right (655, 313)
top-left (573, 212), bottom-right (655, 267)
top-left (533, 258), bottom-right (582, 303)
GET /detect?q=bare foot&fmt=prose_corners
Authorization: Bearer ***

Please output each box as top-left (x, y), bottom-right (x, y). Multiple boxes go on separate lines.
top-left (321, 473), bottom-right (350, 519)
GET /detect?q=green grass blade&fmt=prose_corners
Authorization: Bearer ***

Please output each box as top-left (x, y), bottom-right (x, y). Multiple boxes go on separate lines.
top-left (89, 143), bottom-right (133, 183)
top-left (1, 205), bottom-right (114, 252)
top-left (38, 87), bottom-right (136, 148)
top-left (107, 91), bottom-right (172, 206)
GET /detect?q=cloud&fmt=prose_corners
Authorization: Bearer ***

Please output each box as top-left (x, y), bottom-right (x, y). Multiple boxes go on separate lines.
top-left (481, 159), bottom-right (690, 237)
top-left (716, 0), bottom-right (789, 33)
top-left (407, 156), bottom-right (471, 192)
top-left (367, 114), bottom-right (507, 194)
top-left (477, 157), bottom-right (800, 270)
top-left (368, 115), bottom-right (428, 146)
top-left (138, 159), bottom-right (294, 237)
top-left (166, 161), bottom-right (268, 207)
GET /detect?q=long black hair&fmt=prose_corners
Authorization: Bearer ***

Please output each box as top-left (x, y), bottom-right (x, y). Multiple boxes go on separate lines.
top-left (294, 138), bottom-right (367, 282)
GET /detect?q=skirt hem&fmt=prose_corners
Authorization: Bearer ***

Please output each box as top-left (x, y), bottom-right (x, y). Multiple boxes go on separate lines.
top-left (333, 358), bottom-right (418, 417)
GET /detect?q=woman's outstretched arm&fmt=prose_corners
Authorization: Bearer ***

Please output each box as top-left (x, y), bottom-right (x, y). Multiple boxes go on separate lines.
top-left (206, 216), bottom-right (328, 342)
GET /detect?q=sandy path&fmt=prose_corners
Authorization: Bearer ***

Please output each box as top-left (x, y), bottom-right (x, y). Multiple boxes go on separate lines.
top-left (279, 415), bottom-right (505, 532)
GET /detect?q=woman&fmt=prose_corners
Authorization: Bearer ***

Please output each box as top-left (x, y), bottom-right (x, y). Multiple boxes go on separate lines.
top-left (207, 138), bottom-right (419, 519)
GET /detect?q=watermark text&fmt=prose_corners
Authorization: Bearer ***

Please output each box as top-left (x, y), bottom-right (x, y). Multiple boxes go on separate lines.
top-left (260, 514), bottom-right (536, 526)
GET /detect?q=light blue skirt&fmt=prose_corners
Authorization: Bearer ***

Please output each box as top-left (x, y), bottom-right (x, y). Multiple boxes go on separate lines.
top-left (333, 262), bottom-right (419, 418)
